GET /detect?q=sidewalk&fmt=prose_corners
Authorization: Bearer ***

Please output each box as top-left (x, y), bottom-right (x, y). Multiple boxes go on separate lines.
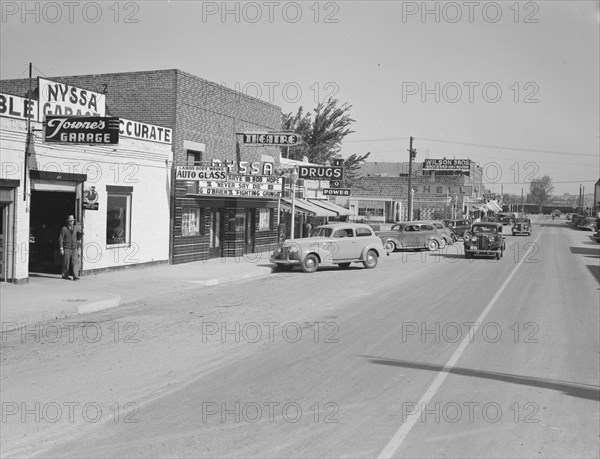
top-left (0, 251), bottom-right (275, 325)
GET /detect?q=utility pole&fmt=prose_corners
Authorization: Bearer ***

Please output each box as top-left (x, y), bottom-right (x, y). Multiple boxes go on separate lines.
top-left (520, 188), bottom-right (524, 214)
top-left (407, 137), bottom-right (416, 221)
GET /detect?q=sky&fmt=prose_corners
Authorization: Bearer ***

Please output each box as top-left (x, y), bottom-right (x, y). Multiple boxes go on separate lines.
top-left (1, 0), bottom-right (598, 195)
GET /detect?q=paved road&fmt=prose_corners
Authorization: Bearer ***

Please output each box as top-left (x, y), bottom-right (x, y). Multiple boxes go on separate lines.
top-left (2, 216), bottom-right (598, 458)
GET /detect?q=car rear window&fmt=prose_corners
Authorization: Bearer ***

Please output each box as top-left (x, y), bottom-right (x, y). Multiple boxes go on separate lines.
top-left (356, 228), bottom-right (372, 237)
top-left (421, 225), bottom-right (434, 231)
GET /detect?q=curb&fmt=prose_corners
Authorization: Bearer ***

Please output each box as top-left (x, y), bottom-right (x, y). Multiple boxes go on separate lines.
top-left (188, 267), bottom-right (273, 286)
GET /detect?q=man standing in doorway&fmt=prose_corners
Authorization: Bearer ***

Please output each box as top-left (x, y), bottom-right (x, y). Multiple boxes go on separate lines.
top-left (59, 215), bottom-right (82, 280)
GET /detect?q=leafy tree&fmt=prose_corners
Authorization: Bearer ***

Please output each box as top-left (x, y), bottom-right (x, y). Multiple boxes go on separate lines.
top-left (281, 99), bottom-right (355, 164)
top-left (341, 151), bottom-right (371, 187)
top-left (529, 176), bottom-right (554, 212)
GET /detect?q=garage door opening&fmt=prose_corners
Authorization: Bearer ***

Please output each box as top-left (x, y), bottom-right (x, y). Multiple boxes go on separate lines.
top-left (29, 190), bottom-right (76, 274)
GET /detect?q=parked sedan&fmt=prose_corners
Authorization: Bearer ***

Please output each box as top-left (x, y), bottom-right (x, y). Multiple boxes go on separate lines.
top-left (464, 223), bottom-right (506, 259)
top-left (443, 219), bottom-right (472, 239)
top-left (270, 223), bottom-right (385, 273)
top-left (577, 217), bottom-right (598, 231)
top-left (376, 222), bottom-right (445, 252)
top-left (427, 220), bottom-right (457, 244)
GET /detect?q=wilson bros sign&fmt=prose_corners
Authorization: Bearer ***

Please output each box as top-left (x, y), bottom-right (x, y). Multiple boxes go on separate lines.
top-left (44, 116), bottom-right (120, 144)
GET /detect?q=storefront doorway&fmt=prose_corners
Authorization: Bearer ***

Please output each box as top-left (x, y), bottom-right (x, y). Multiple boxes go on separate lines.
top-left (0, 204), bottom-right (7, 281)
top-left (244, 209), bottom-right (254, 254)
top-left (29, 190), bottom-right (76, 274)
top-left (208, 209), bottom-right (222, 258)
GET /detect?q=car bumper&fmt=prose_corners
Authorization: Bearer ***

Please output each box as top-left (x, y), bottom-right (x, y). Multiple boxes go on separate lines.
top-left (270, 258), bottom-right (301, 266)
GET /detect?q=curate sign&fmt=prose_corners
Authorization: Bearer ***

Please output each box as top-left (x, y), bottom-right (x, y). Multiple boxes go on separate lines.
top-left (44, 116), bottom-right (120, 144)
top-left (38, 77), bottom-right (106, 118)
top-left (119, 118), bottom-right (172, 144)
top-left (422, 159), bottom-right (471, 172)
top-left (241, 132), bottom-right (301, 146)
top-left (298, 165), bottom-right (344, 180)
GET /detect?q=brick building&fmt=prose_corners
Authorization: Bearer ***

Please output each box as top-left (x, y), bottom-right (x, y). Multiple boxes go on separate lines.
top-left (1, 70), bottom-right (283, 263)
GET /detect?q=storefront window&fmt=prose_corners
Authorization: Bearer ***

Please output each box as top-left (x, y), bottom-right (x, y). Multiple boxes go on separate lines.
top-left (258, 208), bottom-right (271, 231)
top-left (182, 208), bottom-right (201, 236)
top-left (106, 187), bottom-right (132, 246)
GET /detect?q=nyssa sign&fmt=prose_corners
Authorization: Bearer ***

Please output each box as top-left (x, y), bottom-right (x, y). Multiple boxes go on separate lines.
top-left (44, 116), bottom-right (120, 144)
top-left (38, 77), bottom-right (106, 118)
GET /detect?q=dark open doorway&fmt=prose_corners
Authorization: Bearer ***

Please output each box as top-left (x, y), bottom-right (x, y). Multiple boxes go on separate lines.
top-left (29, 190), bottom-right (76, 274)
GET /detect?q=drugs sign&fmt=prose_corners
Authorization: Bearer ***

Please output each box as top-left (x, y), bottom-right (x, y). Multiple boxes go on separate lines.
top-left (298, 166), bottom-right (344, 180)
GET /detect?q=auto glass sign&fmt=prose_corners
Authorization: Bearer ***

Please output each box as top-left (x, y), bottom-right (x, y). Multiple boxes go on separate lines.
top-left (44, 116), bottom-right (120, 144)
top-left (38, 77), bottom-right (106, 119)
top-left (241, 132), bottom-right (300, 146)
top-left (422, 159), bottom-right (471, 172)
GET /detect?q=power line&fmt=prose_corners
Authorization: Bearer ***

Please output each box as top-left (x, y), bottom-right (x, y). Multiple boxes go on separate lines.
top-left (344, 136), bottom-right (597, 158)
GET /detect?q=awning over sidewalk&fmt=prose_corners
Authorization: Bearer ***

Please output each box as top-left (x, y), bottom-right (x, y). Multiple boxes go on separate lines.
top-left (307, 199), bottom-right (353, 216)
top-left (281, 198), bottom-right (337, 217)
top-left (486, 200), bottom-right (502, 212)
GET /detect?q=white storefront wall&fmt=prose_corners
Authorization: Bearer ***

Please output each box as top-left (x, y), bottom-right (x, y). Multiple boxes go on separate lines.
top-left (1, 116), bottom-right (172, 281)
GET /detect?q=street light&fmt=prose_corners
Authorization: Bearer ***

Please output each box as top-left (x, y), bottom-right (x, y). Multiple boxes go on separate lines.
top-left (290, 167), bottom-right (298, 239)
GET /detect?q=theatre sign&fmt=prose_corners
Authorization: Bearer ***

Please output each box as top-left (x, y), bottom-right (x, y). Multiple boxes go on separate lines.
top-left (240, 132), bottom-right (301, 146)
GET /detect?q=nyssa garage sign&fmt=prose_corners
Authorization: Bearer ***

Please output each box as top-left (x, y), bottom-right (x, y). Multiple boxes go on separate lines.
top-left (44, 116), bottom-right (120, 144)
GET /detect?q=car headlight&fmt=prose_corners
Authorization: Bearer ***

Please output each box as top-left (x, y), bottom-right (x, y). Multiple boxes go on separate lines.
top-left (471, 237), bottom-right (478, 242)
top-left (289, 246), bottom-right (299, 254)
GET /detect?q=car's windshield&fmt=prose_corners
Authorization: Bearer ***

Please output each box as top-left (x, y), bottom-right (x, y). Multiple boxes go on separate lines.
top-left (473, 225), bottom-right (497, 233)
top-left (310, 227), bottom-right (332, 237)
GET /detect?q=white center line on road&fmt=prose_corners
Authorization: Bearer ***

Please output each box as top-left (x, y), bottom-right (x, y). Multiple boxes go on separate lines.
top-left (377, 227), bottom-right (545, 459)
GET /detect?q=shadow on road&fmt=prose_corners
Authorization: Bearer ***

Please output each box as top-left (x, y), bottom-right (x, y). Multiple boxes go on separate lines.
top-left (570, 246), bottom-right (600, 257)
top-left (361, 356), bottom-right (600, 402)
top-left (587, 265), bottom-right (600, 284)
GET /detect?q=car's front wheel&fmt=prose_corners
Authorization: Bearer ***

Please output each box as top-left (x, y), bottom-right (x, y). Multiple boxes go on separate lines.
top-left (384, 241), bottom-right (396, 253)
top-left (463, 231), bottom-right (472, 240)
top-left (301, 254), bottom-right (319, 273)
top-left (427, 239), bottom-right (439, 251)
top-left (363, 250), bottom-right (378, 269)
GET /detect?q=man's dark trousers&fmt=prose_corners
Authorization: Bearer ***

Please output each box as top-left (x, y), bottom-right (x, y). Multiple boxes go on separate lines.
top-left (62, 248), bottom-right (80, 279)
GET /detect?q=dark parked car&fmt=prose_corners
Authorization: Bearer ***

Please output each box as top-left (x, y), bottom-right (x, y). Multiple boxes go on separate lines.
top-left (376, 222), bottom-right (445, 252)
top-left (577, 217), bottom-right (597, 231)
top-left (571, 215), bottom-right (586, 226)
top-left (496, 213), bottom-right (516, 225)
top-left (512, 217), bottom-right (532, 236)
top-left (464, 223), bottom-right (506, 259)
top-left (443, 219), bottom-right (472, 239)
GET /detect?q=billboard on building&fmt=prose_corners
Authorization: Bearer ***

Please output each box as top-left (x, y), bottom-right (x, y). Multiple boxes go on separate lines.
top-left (422, 159), bottom-right (471, 173)
top-left (38, 77), bottom-right (106, 118)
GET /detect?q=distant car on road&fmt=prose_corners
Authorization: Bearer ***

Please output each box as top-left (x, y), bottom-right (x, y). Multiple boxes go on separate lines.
top-left (565, 213), bottom-right (572, 221)
top-left (464, 222), bottom-right (506, 259)
top-left (572, 215), bottom-right (586, 226)
top-left (512, 217), bottom-right (532, 236)
top-left (443, 219), bottom-right (472, 240)
top-left (497, 212), bottom-right (516, 225)
top-left (427, 220), bottom-right (457, 244)
top-left (377, 222), bottom-right (445, 253)
top-left (577, 217), bottom-right (597, 231)
top-left (552, 210), bottom-right (561, 218)
top-left (270, 223), bottom-right (385, 273)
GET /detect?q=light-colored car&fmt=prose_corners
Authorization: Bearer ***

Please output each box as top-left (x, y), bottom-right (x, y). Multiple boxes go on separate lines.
top-left (512, 217), bottom-right (532, 236)
top-left (270, 223), bottom-right (386, 273)
top-left (426, 220), bottom-right (457, 244)
top-left (376, 222), bottom-right (445, 252)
